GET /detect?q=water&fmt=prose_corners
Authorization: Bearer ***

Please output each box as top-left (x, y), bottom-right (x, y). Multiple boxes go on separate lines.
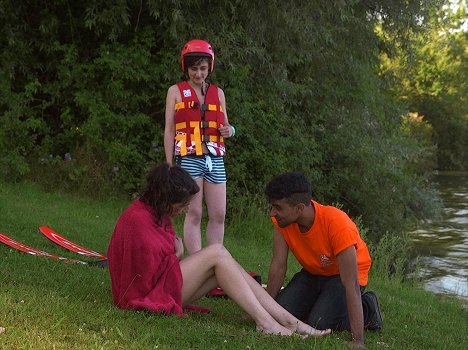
top-left (410, 172), bottom-right (468, 301)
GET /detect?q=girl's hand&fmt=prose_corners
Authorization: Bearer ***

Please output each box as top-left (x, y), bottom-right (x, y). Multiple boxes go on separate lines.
top-left (174, 236), bottom-right (184, 259)
top-left (218, 124), bottom-right (234, 138)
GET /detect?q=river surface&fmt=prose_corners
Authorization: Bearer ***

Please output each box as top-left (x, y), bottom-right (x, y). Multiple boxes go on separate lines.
top-left (410, 172), bottom-right (468, 302)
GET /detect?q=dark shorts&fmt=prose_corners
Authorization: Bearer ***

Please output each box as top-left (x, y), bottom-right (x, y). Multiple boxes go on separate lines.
top-left (276, 269), bottom-right (366, 331)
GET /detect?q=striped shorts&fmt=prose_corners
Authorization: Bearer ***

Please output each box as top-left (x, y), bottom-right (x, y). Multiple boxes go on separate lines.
top-left (176, 154), bottom-right (227, 184)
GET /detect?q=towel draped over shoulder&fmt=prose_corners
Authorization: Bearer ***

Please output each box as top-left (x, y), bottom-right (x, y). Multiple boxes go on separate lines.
top-left (107, 199), bottom-right (184, 316)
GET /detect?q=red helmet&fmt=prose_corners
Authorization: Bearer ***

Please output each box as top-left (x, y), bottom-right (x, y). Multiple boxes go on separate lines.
top-left (180, 39), bottom-right (215, 73)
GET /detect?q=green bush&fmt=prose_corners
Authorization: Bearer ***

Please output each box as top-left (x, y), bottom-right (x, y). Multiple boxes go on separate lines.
top-left (0, 0), bottom-right (446, 241)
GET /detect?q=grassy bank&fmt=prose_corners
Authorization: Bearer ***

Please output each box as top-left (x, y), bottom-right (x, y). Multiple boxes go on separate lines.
top-left (1, 181), bottom-right (467, 349)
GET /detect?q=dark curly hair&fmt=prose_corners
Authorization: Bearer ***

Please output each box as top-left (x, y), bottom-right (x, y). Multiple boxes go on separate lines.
top-left (140, 163), bottom-right (199, 221)
top-left (265, 172), bottom-right (312, 206)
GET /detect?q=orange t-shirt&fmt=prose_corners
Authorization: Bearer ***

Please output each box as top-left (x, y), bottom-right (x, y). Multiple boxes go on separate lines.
top-left (272, 200), bottom-right (371, 286)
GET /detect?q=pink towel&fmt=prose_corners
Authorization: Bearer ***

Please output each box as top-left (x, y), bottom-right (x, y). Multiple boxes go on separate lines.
top-left (107, 199), bottom-right (184, 316)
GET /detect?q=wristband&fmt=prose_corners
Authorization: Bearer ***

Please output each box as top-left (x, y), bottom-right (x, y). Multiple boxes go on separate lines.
top-left (230, 125), bottom-right (236, 137)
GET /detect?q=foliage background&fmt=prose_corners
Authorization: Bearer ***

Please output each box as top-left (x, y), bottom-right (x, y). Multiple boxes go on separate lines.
top-left (1, 0), bottom-right (466, 241)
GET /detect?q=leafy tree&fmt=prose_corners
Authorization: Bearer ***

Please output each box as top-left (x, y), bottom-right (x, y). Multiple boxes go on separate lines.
top-left (0, 0), bottom-right (444, 238)
top-left (378, 0), bottom-right (468, 170)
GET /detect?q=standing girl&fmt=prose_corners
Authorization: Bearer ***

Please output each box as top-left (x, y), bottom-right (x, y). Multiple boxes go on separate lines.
top-left (164, 39), bottom-right (234, 254)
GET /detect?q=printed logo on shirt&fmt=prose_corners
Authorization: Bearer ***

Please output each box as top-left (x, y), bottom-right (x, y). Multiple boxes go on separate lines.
top-left (183, 89), bottom-right (191, 98)
top-left (320, 254), bottom-right (333, 267)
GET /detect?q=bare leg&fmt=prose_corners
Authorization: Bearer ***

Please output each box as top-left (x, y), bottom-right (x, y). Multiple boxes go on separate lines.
top-left (185, 275), bottom-right (218, 304)
top-left (233, 262), bottom-right (330, 337)
top-left (180, 244), bottom-right (293, 335)
top-left (183, 178), bottom-right (204, 254)
top-left (204, 181), bottom-right (226, 246)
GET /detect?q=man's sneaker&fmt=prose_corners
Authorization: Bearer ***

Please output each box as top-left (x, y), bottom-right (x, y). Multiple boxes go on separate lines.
top-left (363, 291), bottom-right (383, 331)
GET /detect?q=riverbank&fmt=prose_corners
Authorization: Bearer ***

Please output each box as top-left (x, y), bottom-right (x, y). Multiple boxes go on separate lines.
top-left (1, 181), bottom-right (467, 349)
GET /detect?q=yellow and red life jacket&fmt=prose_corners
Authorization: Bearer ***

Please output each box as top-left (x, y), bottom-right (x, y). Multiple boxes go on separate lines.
top-left (174, 81), bottom-right (226, 156)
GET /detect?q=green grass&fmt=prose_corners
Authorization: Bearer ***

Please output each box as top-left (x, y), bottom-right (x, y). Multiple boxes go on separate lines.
top-left (1, 181), bottom-right (467, 349)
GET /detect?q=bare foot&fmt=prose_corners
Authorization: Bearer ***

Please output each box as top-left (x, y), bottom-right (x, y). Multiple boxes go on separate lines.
top-left (0, 327), bottom-right (5, 334)
top-left (256, 321), bottom-right (294, 336)
top-left (302, 326), bottom-right (331, 338)
top-left (286, 320), bottom-right (331, 337)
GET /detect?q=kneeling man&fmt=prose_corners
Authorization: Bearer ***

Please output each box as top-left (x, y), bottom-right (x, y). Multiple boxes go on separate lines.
top-left (265, 172), bottom-right (382, 348)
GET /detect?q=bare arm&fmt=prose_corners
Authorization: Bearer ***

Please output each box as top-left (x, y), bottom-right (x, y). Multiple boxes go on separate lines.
top-left (164, 85), bottom-right (178, 165)
top-left (217, 87), bottom-right (234, 138)
top-left (337, 246), bottom-right (365, 348)
top-left (266, 228), bottom-right (289, 298)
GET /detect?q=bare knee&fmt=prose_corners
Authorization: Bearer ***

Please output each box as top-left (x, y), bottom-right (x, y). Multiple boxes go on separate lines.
top-left (206, 243), bottom-right (226, 253)
top-left (186, 209), bottom-right (202, 225)
top-left (208, 210), bottom-right (225, 225)
top-left (205, 243), bottom-right (231, 260)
